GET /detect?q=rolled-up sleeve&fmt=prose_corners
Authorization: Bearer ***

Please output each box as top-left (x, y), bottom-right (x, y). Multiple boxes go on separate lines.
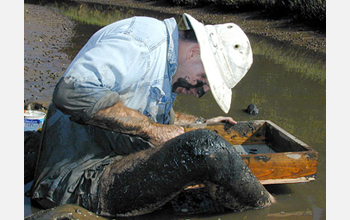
top-left (53, 76), bottom-right (120, 123)
top-left (52, 23), bottom-right (150, 123)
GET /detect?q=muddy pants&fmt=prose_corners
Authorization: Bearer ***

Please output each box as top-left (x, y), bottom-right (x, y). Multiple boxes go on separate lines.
top-left (86, 129), bottom-right (272, 217)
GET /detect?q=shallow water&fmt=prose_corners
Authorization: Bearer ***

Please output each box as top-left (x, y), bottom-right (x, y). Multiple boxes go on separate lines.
top-left (175, 33), bottom-right (325, 220)
top-left (24, 4), bottom-right (326, 219)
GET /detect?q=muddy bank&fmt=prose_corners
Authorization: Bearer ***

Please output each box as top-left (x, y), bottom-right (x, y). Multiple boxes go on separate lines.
top-left (72, 0), bottom-right (325, 54)
top-left (24, 3), bottom-right (75, 108)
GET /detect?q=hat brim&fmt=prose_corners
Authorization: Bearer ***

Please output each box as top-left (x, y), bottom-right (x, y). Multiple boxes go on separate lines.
top-left (183, 13), bottom-right (232, 113)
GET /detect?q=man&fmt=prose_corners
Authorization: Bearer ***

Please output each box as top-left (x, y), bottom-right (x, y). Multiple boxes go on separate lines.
top-left (29, 13), bottom-right (273, 217)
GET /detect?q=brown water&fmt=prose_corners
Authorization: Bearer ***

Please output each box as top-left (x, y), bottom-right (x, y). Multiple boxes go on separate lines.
top-left (24, 4), bottom-right (326, 220)
top-left (175, 35), bottom-right (325, 220)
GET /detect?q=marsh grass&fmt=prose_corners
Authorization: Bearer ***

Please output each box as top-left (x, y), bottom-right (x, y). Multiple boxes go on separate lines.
top-left (162, 0), bottom-right (325, 27)
top-left (56, 3), bottom-right (133, 26)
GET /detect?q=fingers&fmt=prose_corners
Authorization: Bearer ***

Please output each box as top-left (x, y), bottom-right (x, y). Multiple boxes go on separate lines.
top-left (225, 117), bottom-right (237, 124)
top-left (268, 192), bottom-right (277, 204)
top-left (206, 116), bottom-right (237, 124)
top-left (173, 125), bottom-right (186, 136)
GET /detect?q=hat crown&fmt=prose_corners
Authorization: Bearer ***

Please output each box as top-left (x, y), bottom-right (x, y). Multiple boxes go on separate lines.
top-left (209, 23), bottom-right (253, 88)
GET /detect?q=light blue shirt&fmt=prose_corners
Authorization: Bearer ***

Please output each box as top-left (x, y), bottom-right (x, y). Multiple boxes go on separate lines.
top-left (53, 16), bottom-right (179, 124)
top-left (31, 16), bottom-right (180, 208)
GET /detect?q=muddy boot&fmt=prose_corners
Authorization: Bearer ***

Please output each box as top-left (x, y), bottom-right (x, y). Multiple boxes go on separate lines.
top-left (96, 129), bottom-right (272, 217)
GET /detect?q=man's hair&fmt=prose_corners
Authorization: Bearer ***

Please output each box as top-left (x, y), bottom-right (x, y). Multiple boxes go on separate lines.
top-left (179, 29), bottom-right (198, 43)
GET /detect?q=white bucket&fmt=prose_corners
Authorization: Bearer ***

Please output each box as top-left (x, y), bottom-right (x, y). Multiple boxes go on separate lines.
top-left (24, 110), bottom-right (46, 131)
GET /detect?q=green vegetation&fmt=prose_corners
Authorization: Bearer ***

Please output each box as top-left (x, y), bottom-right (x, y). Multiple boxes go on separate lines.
top-left (53, 2), bottom-right (133, 26)
top-left (159, 0), bottom-right (325, 27)
top-left (36, 0), bottom-right (325, 27)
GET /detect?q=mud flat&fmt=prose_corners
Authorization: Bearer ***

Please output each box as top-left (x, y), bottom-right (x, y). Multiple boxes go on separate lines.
top-left (24, 3), bottom-right (75, 108)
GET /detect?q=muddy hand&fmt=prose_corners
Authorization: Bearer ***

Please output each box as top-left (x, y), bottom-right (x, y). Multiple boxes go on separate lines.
top-left (206, 116), bottom-right (237, 124)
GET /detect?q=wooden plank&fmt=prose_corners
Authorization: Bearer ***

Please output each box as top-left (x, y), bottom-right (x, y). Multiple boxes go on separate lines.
top-left (241, 151), bottom-right (318, 182)
top-left (260, 176), bottom-right (316, 185)
top-left (185, 175), bottom-right (315, 189)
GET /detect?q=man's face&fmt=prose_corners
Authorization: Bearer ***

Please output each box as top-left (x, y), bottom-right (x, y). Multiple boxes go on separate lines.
top-left (172, 46), bottom-right (210, 98)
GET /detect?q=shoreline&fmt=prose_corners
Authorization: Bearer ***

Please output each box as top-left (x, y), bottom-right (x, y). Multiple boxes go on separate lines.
top-left (71, 0), bottom-right (326, 54)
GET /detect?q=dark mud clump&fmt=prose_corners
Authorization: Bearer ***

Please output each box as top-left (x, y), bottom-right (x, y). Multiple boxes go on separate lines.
top-left (24, 102), bottom-right (47, 111)
top-left (245, 104), bottom-right (259, 115)
top-left (224, 121), bottom-right (257, 137)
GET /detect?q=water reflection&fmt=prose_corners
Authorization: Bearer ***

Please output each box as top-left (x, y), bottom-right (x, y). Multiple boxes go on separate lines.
top-left (250, 34), bottom-right (326, 82)
top-left (26, 2), bottom-right (326, 220)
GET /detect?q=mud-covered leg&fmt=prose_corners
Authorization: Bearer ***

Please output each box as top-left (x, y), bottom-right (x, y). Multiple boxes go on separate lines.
top-left (97, 129), bottom-right (272, 217)
top-left (204, 161), bottom-right (272, 211)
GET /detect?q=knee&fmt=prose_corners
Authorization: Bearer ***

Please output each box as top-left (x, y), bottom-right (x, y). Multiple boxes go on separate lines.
top-left (169, 129), bottom-right (233, 159)
top-left (190, 129), bottom-right (230, 149)
top-left (182, 129), bottom-right (226, 144)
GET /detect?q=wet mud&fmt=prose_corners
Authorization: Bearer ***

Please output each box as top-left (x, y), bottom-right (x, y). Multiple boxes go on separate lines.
top-left (24, 128), bottom-right (272, 219)
top-left (98, 129), bottom-right (271, 217)
top-left (24, 3), bottom-right (75, 108)
top-left (25, 204), bottom-right (108, 220)
top-left (224, 121), bottom-right (257, 137)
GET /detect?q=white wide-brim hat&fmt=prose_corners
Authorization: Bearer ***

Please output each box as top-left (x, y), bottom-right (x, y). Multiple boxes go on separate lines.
top-left (183, 13), bottom-right (253, 113)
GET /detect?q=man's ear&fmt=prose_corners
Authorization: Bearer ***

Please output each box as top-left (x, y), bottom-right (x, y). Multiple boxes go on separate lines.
top-left (187, 45), bottom-right (200, 59)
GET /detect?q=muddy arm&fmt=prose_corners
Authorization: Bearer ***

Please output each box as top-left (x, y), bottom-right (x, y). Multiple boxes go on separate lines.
top-left (85, 102), bottom-right (184, 146)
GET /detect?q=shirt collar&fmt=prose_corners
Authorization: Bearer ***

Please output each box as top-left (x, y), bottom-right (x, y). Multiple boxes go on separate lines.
top-left (163, 18), bottom-right (179, 79)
